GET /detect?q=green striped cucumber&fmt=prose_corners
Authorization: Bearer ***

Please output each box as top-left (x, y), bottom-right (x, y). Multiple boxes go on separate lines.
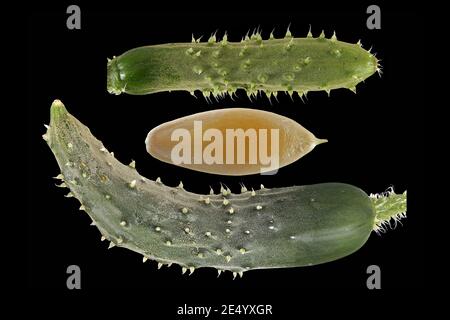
top-left (107, 29), bottom-right (379, 99)
top-left (44, 100), bottom-right (405, 278)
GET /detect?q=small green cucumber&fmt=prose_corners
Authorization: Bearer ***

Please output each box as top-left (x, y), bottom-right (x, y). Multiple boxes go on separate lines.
top-left (44, 100), bottom-right (405, 278)
top-left (107, 29), bottom-right (380, 99)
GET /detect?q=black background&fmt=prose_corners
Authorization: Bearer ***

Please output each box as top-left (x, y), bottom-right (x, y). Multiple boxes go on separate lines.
top-left (27, 1), bottom-right (423, 297)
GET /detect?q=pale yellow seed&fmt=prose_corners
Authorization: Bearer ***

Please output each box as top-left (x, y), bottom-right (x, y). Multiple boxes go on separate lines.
top-left (145, 108), bottom-right (327, 175)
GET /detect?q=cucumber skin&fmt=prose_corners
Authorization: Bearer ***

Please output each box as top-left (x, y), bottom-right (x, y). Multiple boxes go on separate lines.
top-left (107, 36), bottom-right (378, 96)
top-left (45, 101), bottom-right (376, 273)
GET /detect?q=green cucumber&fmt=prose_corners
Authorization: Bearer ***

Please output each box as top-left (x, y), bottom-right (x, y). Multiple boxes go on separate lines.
top-left (107, 29), bottom-right (379, 99)
top-left (44, 100), bottom-right (406, 278)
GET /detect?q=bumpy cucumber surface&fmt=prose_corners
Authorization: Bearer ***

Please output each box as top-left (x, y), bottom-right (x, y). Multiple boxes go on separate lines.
top-left (107, 29), bottom-right (379, 99)
top-left (44, 100), bottom-right (404, 277)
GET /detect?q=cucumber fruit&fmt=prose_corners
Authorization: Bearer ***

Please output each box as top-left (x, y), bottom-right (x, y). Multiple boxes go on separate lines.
top-left (107, 29), bottom-right (379, 99)
top-left (44, 100), bottom-right (406, 278)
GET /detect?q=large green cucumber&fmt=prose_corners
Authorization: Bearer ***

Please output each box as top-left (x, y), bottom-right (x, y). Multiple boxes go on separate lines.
top-left (107, 29), bottom-right (379, 98)
top-left (44, 100), bottom-right (405, 278)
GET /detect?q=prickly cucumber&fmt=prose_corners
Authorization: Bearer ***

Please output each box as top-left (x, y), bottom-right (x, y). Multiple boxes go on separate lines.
top-left (107, 29), bottom-right (379, 99)
top-left (44, 100), bottom-right (405, 278)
